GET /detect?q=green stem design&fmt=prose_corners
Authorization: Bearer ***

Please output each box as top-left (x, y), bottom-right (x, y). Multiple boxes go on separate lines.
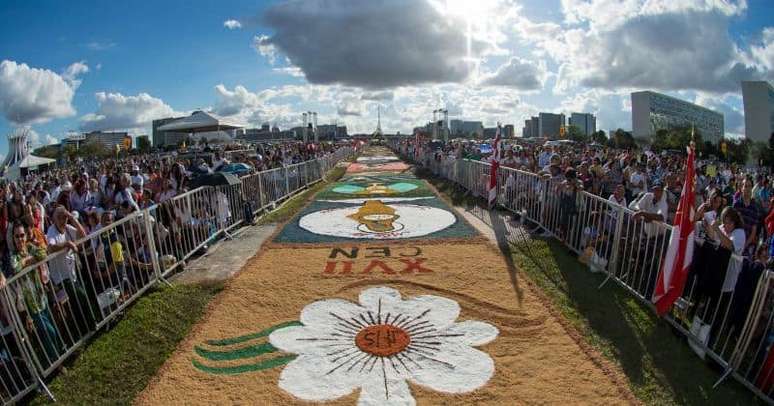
top-left (195, 342), bottom-right (277, 361)
top-left (192, 320), bottom-right (303, 375)
top-left (192, 355), bottom-right (298, 375)
top-left (204, 320), bottom-right (302, 346)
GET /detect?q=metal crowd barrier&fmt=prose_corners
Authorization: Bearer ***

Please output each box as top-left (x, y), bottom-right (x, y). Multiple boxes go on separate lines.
top-left (0, 147), bottom-right (354, 404)
top-left (392, 141), bottom-right (772, 404)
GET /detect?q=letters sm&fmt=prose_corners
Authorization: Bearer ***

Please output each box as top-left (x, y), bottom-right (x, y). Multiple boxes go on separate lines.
top-left (323, 246), bottom-right (434, 276)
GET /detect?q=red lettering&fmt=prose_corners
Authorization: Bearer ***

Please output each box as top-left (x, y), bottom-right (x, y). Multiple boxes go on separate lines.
top-left (323, 261), bottom-right (353, 274)
top-left (361, 260), bottom-right (396, 275)
top-left (399, 258), bottom-right (433, 274)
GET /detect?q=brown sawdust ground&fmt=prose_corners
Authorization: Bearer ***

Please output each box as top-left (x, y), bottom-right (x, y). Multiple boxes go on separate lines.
top-left (136, 243), bottom-right (637, 405)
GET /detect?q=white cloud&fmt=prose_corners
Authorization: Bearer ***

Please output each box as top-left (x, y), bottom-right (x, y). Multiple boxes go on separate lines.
top-left (0, 60), bottom-right (77, 124)
top-left (80, 92), bottom-right (179, 132)
top-left (224, 19), bottom-right (242, 29)
top-left (27, 128), bottom-right (60, 147)
top-left (258, 0), bottom-right (499, 88)
top-left (560, 0), bottom-right (747, 31)
top-left (545, 10), bottom-right (763, 93)
top-left (748, 27), bottom-right (774, 76)
top-left (253, 35), bottom-right (278, 65)
top-left (337, 97), bottom-right (364, 116)
top-left (63, 61), bottom-right (89, 88)
top-left (213, 84), bottom-right (264, 116)
top-left (272, 66), bottom-right (305, 78)
top-left (479, 57), bottom-right (547, 91)
top-left (84, 41), bottom-right (116, 51)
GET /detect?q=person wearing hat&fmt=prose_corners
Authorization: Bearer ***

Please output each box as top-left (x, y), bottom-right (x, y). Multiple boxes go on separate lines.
top-left (130, 165), bottom-right (144, 192)
top-left (632, 181), bottom-right (668, 236)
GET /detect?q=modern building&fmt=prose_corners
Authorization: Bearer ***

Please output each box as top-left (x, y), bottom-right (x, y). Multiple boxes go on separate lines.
top-left (503, 124), bottom-right (515, 138)
top-left (239, 127), bottom-right (297, 142)
top-left (538, 113), bottom-right (565, 139)
top-left (449, 120), bottom-right (484, 138)
top-left (154, 111), bottom-right (243, 148)
top-left (315, 124), bottom-right (348, 140)
top-left (742, 81), bottom-right (774, 143)
top-left (631, 91), bottom-right (724, 142)
top-left (522, 116), bottom-right (539, 138)
top-left (83, 131), bottom-right (132, 151)
top-left (569, 113), bottom-right (596, 136)
top-left (62, 133), bottom-right (86, 149)
top-left (152, 116), bottom-right (186, 148)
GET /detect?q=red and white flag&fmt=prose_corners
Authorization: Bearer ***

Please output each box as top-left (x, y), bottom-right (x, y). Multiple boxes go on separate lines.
top-left (487, 125), bottom-right (502, 207)
top-left (652, 144), bottom-right (696, 316)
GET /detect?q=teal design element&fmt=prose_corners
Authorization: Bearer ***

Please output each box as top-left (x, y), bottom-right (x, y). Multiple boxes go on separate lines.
top-left (389, 182), bottom-right (418, 192)
top-left (193, 321), bottom-right (302, 376)
top-left (192, 355), bottom-right (298, 375)
top-left (204, 320), bottom-right (302, 346)
top-left (195, 342), bottom-right (277, 361)
top-left (332, 184), bottom-right (365, 194)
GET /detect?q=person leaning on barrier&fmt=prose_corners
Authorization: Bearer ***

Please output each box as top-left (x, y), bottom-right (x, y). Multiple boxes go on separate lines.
top-left (631, 181), bottom-right (668, 230)
top-left (46, 207), bottom-right (95, 336)
top-left (9, 222), bottom-right (63, 364)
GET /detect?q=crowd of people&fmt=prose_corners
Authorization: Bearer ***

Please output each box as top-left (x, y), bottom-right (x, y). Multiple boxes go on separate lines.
top-left (0, 140), bottom-right (346, 379)
top-left (411, 139), bottom-right (773, 263)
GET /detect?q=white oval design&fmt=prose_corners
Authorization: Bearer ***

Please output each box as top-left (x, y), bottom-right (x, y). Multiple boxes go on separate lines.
top-left (298, 204), bottom-right (456, 239)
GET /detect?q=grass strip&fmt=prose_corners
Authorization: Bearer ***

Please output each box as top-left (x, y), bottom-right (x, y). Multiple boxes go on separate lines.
top-left (30, 284), bottom-right (220, 405)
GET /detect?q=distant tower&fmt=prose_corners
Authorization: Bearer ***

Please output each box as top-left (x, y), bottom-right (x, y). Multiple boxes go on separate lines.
top-left (2, 127), bottom-right (31, 169)
top-left (373, 105), bottom-right (383, 138)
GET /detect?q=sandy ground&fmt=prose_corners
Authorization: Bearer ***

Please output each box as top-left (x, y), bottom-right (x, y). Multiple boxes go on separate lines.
top-left (136, 149), bottom-right (635, 405)
top-left (136, 243), bottom-right (635, 405)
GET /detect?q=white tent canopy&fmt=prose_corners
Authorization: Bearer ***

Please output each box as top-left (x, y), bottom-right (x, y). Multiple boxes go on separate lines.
top-left (18, 154), bottom-right (55, 169)
top-left (157, 111), bottom-right (243, 133)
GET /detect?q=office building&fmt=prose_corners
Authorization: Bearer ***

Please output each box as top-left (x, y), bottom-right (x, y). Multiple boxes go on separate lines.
top-left (742, 81), bottom-right (774, 143)
top-left (83, 131), bottom-right (132, 151)
top-left (522, 116), bottom-right (539, 138)
top-left (503, 124), bottom-right (515, 138)
top-left (449, 120), bottom-right (484, 138)
top-left (631, 91), bottom-right (724, 142)
top-left (569, 113), bottom-right (596, 136)
top-left (152, 116), bottom-right (186, 148)
top-left (538, 113), bottom-right (565, 139)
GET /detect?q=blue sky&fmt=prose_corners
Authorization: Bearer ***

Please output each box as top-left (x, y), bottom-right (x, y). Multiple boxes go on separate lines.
top-left (1, 0), bottom-right (773, 156)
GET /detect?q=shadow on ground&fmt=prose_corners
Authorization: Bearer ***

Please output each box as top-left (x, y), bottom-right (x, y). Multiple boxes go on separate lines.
top-left (417, 167), bottom-right (759, 406)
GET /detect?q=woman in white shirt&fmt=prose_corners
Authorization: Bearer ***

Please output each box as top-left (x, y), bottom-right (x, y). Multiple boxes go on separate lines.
top-left (706, 207), bottom-right (746, 255)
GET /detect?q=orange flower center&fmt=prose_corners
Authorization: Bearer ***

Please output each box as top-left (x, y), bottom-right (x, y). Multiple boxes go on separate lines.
top-left (355, 324), bottom-right (410, 357)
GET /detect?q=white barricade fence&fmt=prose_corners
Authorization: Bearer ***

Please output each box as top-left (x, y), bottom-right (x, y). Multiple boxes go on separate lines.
top-left (0, 147), bottom-right (354, 404)
top-left (389, 141), bottom-right (772, 404)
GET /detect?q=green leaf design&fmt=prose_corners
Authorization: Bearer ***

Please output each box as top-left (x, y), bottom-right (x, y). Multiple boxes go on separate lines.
top-left (195, 342), bottom-right (277, 361)
top-left (192, 355), bottom-right (298, 375)
top-left (192, 320), bottom-right (302, 376)
top-left (204, 320), bottom-right (302, 346)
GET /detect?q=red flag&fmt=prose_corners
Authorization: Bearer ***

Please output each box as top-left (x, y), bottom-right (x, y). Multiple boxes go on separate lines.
top-left (652, 145), bottom-right (696, 315)
top-left (487, 125), bottom-right (502, 207)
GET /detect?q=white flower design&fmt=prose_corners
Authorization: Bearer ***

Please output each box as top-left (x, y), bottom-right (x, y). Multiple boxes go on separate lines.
top-left (269, 286), bottom-right (498, 405)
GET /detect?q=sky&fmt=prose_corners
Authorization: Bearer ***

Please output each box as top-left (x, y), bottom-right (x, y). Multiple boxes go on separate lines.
top-left (1, 0), bottom-right (773, 157)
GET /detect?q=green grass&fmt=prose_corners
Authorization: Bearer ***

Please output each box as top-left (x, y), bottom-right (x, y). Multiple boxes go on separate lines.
top-left (421, 173), bottom-right (759, 406)
top-left (29, 284), bottom-right (221, 405)
top-left (258, 166), bottom-right (346, 225)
